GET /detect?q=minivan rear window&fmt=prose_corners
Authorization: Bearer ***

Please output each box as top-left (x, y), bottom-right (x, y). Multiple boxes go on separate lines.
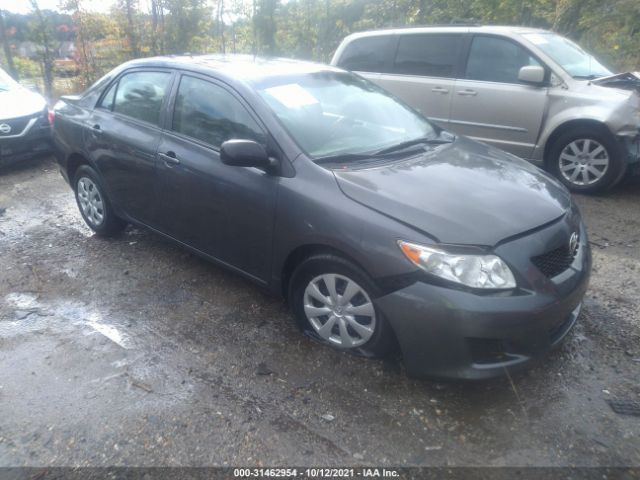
top-left (336, 36), bottom-right (393, 73)
top-left (393, 34), bottom-right (463, 78)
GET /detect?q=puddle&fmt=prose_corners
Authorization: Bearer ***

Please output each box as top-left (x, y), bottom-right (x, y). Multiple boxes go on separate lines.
top-left (5, 292), bottom-right (39, 309)
top-left (1, 293), bottom-right (132, 349)
top-left (86, 318), bottom-right (131, 349)
top-left (0, 191), bottom-right (94, 240)
top-left (61, 267), bottom-right (79, 278)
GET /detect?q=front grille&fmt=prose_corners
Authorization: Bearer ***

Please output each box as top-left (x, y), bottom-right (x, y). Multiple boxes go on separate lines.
top-left (532, 244), bottom-right (578, 278)
top-left (0, 115), bottom-right (33, 137)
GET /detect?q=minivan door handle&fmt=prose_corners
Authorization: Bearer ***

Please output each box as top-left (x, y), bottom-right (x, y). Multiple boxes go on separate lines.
top-left (431, 87), bottom-right (449, 94)
top-left (159, 151), bottom-right (180, 167)
top-left (91, 124), bottom-right (103, 134)
top-left (457, 89), bottom-right (478, 97)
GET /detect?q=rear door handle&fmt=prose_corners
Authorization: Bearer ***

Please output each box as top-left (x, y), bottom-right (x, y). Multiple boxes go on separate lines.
top-left (159, 151), bottom-right (180, 166)
top-left (431, 87), bottom-right (449, 94)
top-left (91, 124), bottom-right (103, 134)
top-left (457, 89), bottom-right (478, 97)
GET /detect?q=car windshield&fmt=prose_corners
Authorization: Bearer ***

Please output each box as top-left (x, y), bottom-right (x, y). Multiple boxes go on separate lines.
top-left (523, 32), bottom-right (612, 79)
top-left (255, 71), bottom-right (436, 159)
top-left (0, 68), bottom-right (16, 90)
top-left (0, 68), bottom-right (18, 91)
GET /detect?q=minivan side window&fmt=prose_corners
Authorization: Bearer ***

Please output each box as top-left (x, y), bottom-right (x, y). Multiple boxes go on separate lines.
top-left (112, 71), bottom-right (171, 125)
top-left (172, 75), bottom-right (265, 149)
top-left (465, 36), bottom-right (542, 84)
top-left (336, 36), bottom-right (393, 73)
top-left (393, 34), bottom-right (463, 78)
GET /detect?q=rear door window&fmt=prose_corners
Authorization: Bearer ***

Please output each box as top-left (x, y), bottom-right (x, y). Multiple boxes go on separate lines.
top-left (112, 71), bottom-right (172, 125)
top-left (465, 36), bottom-right (542, 84)
top-left (393, 34), bottom-right (463, 78)
top-left (336, 36), bottom-right (394, 73)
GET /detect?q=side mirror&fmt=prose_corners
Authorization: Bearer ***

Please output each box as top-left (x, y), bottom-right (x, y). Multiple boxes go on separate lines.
top-left (220, 139), bottom-right (276, 170)
top-left (518, 65), bottom-right (546, 85)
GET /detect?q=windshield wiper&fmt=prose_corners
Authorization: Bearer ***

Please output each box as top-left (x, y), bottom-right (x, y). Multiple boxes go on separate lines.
top-left (374, 133), bottom-right (455, 156)
top-left (573, 74), bottom-right (601, 80)
top-left (315, 133), bottom-right (456, 164)
top-left (315, 152), bottom-right (374, 164)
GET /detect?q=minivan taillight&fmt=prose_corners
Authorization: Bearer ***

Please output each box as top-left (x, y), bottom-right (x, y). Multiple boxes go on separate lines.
top-left (48, 110), bottom-right (55, 126)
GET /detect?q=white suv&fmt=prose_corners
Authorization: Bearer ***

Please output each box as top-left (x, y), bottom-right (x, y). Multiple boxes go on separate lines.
top-left (0, 68), bottom-right (51, 169)
top-left (331, 26), bottom-right (640, 193)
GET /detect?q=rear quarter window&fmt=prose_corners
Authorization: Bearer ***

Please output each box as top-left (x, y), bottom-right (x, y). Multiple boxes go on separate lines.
top-left (336, 36), bottom-right (394, 73)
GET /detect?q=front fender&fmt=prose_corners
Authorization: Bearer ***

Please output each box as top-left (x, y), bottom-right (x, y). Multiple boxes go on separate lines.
top-left (532, 85), bottom-right (639, 161)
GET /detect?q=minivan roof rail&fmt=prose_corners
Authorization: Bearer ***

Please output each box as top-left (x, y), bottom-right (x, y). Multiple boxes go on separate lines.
top-left (411, 23), bottom-right (482, 27)
top-left (353, 23), bottom-right (483, 33)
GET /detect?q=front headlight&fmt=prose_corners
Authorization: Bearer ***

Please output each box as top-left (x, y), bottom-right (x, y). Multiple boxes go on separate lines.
top-left (398, 241), bottom-right (516, 290)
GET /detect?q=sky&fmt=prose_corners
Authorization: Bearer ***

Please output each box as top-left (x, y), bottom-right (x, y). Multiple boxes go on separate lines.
top-left (0, 0), bottom-right (116, 14)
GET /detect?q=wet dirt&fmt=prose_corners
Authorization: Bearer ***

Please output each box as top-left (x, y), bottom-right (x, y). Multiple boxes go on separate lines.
top-left (0, 157), bottom-right (638, 467)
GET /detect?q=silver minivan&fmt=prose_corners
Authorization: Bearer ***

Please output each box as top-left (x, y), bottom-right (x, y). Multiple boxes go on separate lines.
top-left (331, 26), bottom-right (640, 193)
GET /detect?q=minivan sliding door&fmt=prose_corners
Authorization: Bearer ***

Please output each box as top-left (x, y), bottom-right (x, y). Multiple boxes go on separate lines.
top-left (375, 33), bottom-right (465, 128)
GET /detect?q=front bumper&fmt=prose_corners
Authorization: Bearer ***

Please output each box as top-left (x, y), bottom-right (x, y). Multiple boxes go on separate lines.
top-left (376, 219), bottom-right (591, 380)
top-left (0, 116), bottom-right (52, 167)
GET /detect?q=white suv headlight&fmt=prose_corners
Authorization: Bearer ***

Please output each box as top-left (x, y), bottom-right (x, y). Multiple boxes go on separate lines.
top-left (398, 241), bottom-right (516, 290)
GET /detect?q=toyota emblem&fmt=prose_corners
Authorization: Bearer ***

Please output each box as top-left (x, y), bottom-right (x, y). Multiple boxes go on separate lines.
top-left (569, 232), bottom-right (579, 255)
top-left (0, 123), bottom-right (11, 134)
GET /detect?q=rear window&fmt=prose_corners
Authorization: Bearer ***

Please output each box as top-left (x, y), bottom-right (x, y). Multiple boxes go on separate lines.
top-left (336, 36), bottom-right (393, 73)
top-left (393, 34), bottom-right (463, 78)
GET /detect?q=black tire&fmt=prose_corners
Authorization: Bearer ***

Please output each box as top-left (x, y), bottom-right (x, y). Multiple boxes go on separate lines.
top-left (288, 253), bottom-right (395, 358)
top-left (73, 165), bottom-right (126, 236)
top-left (548, 126), bottom-right (626, 194)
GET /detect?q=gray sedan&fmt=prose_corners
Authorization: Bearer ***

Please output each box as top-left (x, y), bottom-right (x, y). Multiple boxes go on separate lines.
top-left (52, 56), bottom-right (590, 379)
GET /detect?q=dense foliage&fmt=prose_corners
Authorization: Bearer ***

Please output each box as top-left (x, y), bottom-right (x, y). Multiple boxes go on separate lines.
top-left (1, 0), bottom-right (639, 97)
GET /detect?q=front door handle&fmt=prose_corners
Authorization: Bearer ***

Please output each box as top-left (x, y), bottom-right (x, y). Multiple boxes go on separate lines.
top-left (159, 151), bottom-right (180, 166)
top-left (91, 124), bottom-right (103, 134)
top-left (431, 87), bottom-right (449, 94)
top-left (457, 89), bottom-right (478, 96)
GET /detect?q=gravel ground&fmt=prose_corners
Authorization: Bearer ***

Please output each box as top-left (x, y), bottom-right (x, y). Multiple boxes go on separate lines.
top-left (0, 156), bottom-right (638, 467)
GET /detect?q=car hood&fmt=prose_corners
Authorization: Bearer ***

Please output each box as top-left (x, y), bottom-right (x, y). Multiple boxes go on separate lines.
top-left (332, 137), bottom-right (571, 246)
top-left (591, 72), bottom-right (640, 92)
top-left (0, 88), bottom-right (47, 120)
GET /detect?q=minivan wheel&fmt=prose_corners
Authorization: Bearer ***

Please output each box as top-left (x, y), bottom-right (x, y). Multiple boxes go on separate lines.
top-left (73, 165), bottom-right (126, 236)
top-left (288, 254), bottom-right (394, 357)
top-left (548, 128), bottom-right (625, 193)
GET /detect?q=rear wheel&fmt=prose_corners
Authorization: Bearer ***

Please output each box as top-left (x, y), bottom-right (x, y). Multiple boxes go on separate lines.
top-left (74, 165), bottom-right (126, 236)
top-left (548, 127), bottom-right (626, 193)
top-left (288, 254), bottom-right (395, 357)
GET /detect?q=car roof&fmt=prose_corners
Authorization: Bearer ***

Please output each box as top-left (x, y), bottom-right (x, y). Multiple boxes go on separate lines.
top-left (120, 54), bottom-right (340, 82)
top-left (342, 25), bottom-right (551, 40)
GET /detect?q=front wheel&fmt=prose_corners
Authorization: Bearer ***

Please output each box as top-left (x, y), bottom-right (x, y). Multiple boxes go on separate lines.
top-left (548, 128), bottom-right (626, 194)
top-left (288, 254), bottom-right (395, 357)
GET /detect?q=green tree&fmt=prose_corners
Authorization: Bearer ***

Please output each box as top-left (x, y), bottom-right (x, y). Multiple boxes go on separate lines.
top-left (255, 0), bottom-right (278, 55)
top-left (29, 0), bottom-right (56, 100)
top-left (118, 0), bottom-right (140, 57)
top-left (162, 0), bottom-right (211, 53)
top-left (0, 8), bottom-right (18, 79)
